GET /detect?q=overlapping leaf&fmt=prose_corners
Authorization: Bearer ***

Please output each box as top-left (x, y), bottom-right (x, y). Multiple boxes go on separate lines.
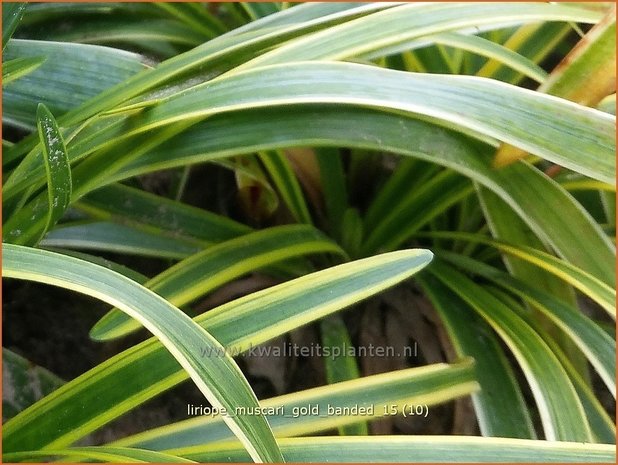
top-left (112, 359), bottom-right (477, 450)
top-left (2, 244), bottom-right (284, 462)
top-left (174, 436), bottom-right (615, 463)
top-left (3, 248), bottom-right (433, 451)
top-left (91, 224), bottom-right (343, 340)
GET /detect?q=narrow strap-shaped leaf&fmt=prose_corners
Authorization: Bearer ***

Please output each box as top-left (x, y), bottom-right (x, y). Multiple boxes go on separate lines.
top-left (495, 8), bottom-right (616, 166)
top-left (240, 2), bottom-right (281, 21)
top-left (44, 248), bottom-right (149, 285)
top-left (4, 119), bottom-right (198, 245)
top-left (532, 321), bottom-right (616, 444)
top-left (416, 32), bottom-right (548, 83)
top-left (417, 274), bottom-right (535, 438)
top-left (3, 446), bottom-right (196, 463)
top-left (315, 148), bottom-right (348, 239)
top-left (6, 88), bottom-right (615, 286)
top-left (7, 56), bottom-right (616, 204)
top-left (77, 183), bottom-right (251, 244)
top-left (109, 107), bottom-right (614, 285)
top-left (2, 39), bottom-right (148, 134)
top-left (2, 2), bottom-right (26, 50)
top-left (174, 436), bottom-right (615, 463)
top-left (151, 2), bottom-right (226, 38)
top-left (2, 244), bottom-right (284, 463)
top-left (539, 9), bottom-right (615, 104)
top-left (422, 231), bottom-right (616, 319)
top-left (2, 348), bottom-right (64, 421)
top-left (258, 150), bottom-right (312, 224)
top-left (3, 2), bottom-right (393, 166)
top-left (320, 315), bottom-right (367, 435)
top-left (17, 2), bottom-right (170, 25)
top-left (38, 103), bottom-right (72, 241)
top-left (46, 19), bottom-right (207, 48)
top-left (172, 251), bottom-right (431, 357)
top-left (223, 3), bottom-right (401, 39)
top-left (2, 3), bottom-right (602, 185)
top-left (475, 185), bottom-right (578, 306)
top-left (112, 359), bottom-right (477, 451)
top-left (8, 105), bottom-right (612, 294)
top-left (124, 62), bottom-right (615, 185)
top-left (340, 208), bottom-right (363, 259)
top-left (438, 250), bottom-right (615, 395)
top-left (557, 176), bottom-right (615, 192)
top-left (241, 2), bottom-right (602, 68)
top-left (361, 29), bottom-right (549, 83)
top-left (430, 260), bottom-right (592, 442)
top-left (4, 104), bottom-right (72, 247)
top-left (2, 56), bottom-right (45, 85)
top-left (476, 178), bottom-right (589, 376)
top-left (3, 249), bottom-right (433, 452)
top-left (40, 221), bottom-right (201, 259)
top-left (364, 159), bottom-right (436, 231)
top-left (91, 224), bottom-right (344, 340)
top-left (362, 170), bottom-right (472, 254)
top-left (477, 22), bottom-right (571, 85)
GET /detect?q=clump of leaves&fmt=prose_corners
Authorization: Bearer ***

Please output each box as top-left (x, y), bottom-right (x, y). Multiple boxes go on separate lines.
top-left (2, 2), bottom-right (615, 463)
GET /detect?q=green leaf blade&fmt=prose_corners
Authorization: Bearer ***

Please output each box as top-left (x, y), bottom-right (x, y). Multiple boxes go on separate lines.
top-left (37, 104), bottom-right (72, 242)
top-left (2, 56), bottom-right (46, 85)
top-left (438, 250), bottom-right (616, 395)
top-left (430, 261), bottom-right (592, 442)
top-left (2, 2), bottom-right (26, 51)
top-left (109, 62), bottom-right (615, 185)
top-left (113, 359), bottom-right (477, 451)
top-left (113, 107), bottom-right (614, 286)
top-left (4, 104), bottom-right (72, 247)
top-left (418, 274), bottom-right (535, 438)
top-left (3, 446), bottom-right (196, 463)
top-left (2, 244), bottom-right (284, 463)
top-left (91, 224), bottom-right (345, 340)
top-left (3, 248), bottom-right (433, 453)
top-left (178, 436), bottom-right (616, 463)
